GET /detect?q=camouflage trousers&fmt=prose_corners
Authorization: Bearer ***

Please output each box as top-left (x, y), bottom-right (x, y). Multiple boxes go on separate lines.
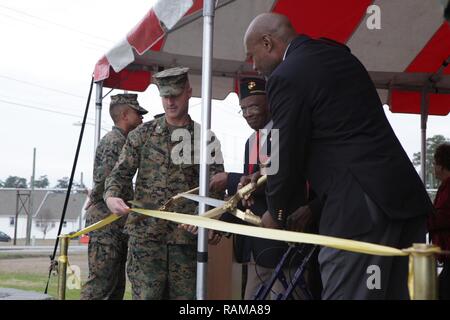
top-left (80, 203), bottom-right (128, 300)
top-left (127, 236), bottom-right (197, 300)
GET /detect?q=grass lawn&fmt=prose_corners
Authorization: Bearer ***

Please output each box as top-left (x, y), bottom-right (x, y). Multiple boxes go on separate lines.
top-left (0, 271), bottom-right (132, 300)
top-left (0, 272), bottom-right (79, 300)
top-left (0, 273), bottom-right (131, 300)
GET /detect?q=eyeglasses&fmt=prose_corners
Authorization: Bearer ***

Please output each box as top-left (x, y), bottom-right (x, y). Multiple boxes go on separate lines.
top-left (238, 104), bottom-right (260, 116)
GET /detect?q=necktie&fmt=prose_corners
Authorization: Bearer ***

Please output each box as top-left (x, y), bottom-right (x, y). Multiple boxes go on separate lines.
top-left (248, 131), bottom-right (260, 174)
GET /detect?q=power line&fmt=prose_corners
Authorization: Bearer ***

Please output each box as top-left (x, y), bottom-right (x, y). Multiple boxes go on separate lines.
top-left (0, 98), bottom-right (95, 121)
top-left (0, 11), bottom-right (47, 31)
top-left (0, 11), bottom-right (109, 52)
top-left (0, 75), bottom-right (86, 99)
top-left (0, 96), bottom-right (112, 129)
top-left (0, 93), bottom-right (84, 115)
top-left (0, 4), bottom-right (115, 44)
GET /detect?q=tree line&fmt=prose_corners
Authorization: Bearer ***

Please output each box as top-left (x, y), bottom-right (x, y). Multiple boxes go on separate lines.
top-left (412, 134), bottom-right (450, 189)
top-left (1, 134), bottom-right (448, 190)
top-left (0, 175), bottom-right (85, 189)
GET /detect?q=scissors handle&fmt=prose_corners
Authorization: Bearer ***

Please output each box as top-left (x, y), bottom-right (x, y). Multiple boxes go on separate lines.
top-left (237, 175), bottom-right (267, 199)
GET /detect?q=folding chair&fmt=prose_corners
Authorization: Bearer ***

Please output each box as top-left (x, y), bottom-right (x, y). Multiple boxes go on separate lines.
top-left (253, 244), bottom-right (317, 300)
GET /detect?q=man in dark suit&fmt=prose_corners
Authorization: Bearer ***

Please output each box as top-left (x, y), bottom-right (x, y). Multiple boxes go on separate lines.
top-left (243, 13), bottom-right (433, 299)
top-left (210, 77), bottom-right (321, 299)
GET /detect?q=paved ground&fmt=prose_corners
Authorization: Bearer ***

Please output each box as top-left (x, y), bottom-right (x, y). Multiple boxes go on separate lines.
top-left (0, 239), bottom-right (68, 246)
top-left (0, 245), bottom-right (87, 255)
top-left (0, 251), bottom-right (91, 300)
top-left (0, 288), bottom-right (53, 300)
top-left (0, 252), bottom-right (88, 275)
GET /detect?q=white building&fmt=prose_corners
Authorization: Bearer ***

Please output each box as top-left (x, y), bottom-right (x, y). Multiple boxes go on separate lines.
top-left (0, 189), bottom-right (88, 240)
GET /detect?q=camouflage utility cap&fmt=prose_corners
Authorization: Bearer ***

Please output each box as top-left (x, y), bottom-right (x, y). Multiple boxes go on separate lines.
top-left (110, 94), bottom-right (148, 115)
top-left (153, 67), bottom-right (189, 97)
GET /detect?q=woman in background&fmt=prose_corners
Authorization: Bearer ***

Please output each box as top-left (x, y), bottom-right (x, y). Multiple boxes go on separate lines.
top-left (428, 143), bottom-right (450, 300)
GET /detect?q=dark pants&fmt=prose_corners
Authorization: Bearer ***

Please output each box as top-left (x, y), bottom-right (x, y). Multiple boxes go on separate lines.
top-left (319, 194), bottom-right (426, 300)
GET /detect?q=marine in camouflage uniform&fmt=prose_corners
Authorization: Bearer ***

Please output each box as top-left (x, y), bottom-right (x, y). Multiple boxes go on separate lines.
top-left (104, 67), bottom-right (224, 300)
top-left (80, 94), bottom-right (147, 300)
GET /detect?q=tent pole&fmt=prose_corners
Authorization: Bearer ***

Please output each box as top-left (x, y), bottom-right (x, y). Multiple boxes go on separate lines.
top-left (197, 0), bottom-right (215, 300)
top-left (420, 57), bottom-right (448, 186)
top-left (94, 81), bottom-right (103, 151)
top-left (420, 85), bottom-right (429, 185)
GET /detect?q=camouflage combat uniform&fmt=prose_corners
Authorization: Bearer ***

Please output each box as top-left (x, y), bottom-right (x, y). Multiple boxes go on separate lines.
top-left (104, 116), bottom-right (224, 300)
top-left (80, 126), bottom-right (133, 300)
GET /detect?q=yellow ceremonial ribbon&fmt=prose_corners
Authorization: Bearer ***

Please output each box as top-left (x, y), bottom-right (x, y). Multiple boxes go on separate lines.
top-left (61, 209), bottom-right (444, 300)
top-left (63, 209), bottom-right (406, 256)
top-left (66, 213), bottom-right (121, 239)
top-left (131, 209), bottom-right (407, 257)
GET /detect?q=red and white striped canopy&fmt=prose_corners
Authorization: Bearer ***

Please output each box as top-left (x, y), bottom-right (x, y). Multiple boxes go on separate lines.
top-left (93, 0), bottom-right (450, 115)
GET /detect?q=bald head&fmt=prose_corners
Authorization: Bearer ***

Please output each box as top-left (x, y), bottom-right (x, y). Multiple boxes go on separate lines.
top-left (244, 13), bottom-right (297, 77)
top-left (244, 13), bottom-right (297, 45)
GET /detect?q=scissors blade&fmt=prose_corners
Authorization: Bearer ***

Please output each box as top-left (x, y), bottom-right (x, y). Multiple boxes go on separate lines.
top-left (203, 206), bottom-right (227, 219)
top-left (180, 193), bottom-right (226, 208)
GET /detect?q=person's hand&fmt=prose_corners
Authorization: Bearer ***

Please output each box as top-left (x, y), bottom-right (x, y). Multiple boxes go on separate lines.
top-left (261, 211), bottom-right (281, 229)
top-left (287, 205), bottom-right (313, 232)
top-left (178, 225), bottom-right (222, 245)
top-left (209, 172), bottom-right (228, 193)
top-left (238, 171), bottom-right (261, 207)
top-left (178, 223), bottom-right (198, 234)
top-left (208, 230), bottom-right (222, 245)
top-left (105, 197), bottom-right (130, 216)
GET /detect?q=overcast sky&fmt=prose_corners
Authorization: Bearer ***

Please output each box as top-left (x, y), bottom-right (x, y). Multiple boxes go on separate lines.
top-left (0, 0), bottom-right (449, 188)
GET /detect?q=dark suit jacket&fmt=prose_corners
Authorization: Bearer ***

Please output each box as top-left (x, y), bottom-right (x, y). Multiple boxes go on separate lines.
top-left (225, 131), bottom-right (290, 268)
top-left (266, 35), bottom-right (433, 238)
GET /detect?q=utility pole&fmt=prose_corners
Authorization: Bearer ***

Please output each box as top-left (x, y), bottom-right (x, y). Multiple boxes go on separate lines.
top-left (14, 190), bottom-right (30, 245)
top-left (26, 147), bottom-right (36, 245)
top-left (79, 171), bottom-right (84, 232)
top-left (14, 193), bottom-right (19, 245)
